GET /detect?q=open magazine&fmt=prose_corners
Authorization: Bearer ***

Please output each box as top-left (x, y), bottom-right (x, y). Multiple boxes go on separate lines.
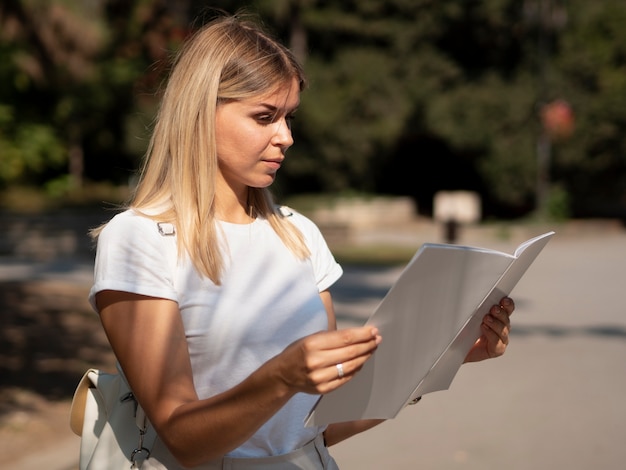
top-left (305, 231), bottom-right (555, 426)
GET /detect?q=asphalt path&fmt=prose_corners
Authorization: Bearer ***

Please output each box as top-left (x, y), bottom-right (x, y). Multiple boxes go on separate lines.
top-left (7, 227), bottom-right (626, 469)
top-left (330, 230), bottom-right (626, 469)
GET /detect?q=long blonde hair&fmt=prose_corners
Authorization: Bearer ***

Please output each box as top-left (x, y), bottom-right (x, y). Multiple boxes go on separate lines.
top-left (94, 14), bottom-right (310, 284)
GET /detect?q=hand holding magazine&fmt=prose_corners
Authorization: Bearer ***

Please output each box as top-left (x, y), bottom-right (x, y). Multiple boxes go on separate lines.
top-left (305, 231), bottom-right (555, 426)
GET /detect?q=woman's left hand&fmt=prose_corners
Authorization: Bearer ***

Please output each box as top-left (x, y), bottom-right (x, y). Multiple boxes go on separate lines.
top-left (463, 296), bottom-right (514, 363)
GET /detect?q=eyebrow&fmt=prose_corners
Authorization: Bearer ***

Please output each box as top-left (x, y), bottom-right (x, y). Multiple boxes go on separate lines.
top-left (254, 102), bottom-right (300, 113)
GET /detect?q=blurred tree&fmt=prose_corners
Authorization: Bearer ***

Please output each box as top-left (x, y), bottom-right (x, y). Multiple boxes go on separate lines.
top-left (0, 0), bottom-right (83, 189)
top-left (1, 0), bottom-right (625, 219)
top-left (285, 0), bottom-right (625, 218)
top-left (416, 0), bottom-right (542, 215)
top-left (0, 0), bottom-right (189, 194)
top-left (281, 1), bottom-right (442, 195)
top-left (272, 0), bottom-right (542, 215)
top-left (552, 0), bottom-right (626, 217)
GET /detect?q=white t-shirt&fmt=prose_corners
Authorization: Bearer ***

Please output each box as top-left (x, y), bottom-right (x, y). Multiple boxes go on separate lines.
top-left (89, 208), bottom-right (343, 458)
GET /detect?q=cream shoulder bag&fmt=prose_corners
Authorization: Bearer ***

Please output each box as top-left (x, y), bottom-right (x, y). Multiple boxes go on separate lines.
top-left (70, 368), bottom-right (157, 469)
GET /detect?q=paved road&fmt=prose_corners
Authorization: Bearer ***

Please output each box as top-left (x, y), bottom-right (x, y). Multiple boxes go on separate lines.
top-left (8, 227), bottom-right (626, 469)
top-left (331, 230), bottom-right (626, 469)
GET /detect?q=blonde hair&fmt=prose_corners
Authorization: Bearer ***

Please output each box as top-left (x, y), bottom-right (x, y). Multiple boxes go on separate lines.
top-left (94, 14), bottom-right (310, 284)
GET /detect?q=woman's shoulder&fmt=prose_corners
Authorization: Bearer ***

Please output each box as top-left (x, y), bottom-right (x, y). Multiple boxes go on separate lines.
top-left (103, 209), bottom-right (151, 231)
top-left (100, 209), bottom-right (174, 242)
top-left (276, 205), bottom-right (319, 232)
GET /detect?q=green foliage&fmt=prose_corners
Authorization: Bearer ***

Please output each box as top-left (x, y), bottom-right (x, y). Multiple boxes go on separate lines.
top-left (293, 47), bottom-right (412, 191)
top-left (0, 181), bottom-right (131, 213)
top-left (0, 105), bottom-right (66, 186)
top-left (427, 73), bottom-right (538, 206)
top-left (1, 0), bottom-right (625, 218)
top-left (545, 184), bottom-right (571, 221)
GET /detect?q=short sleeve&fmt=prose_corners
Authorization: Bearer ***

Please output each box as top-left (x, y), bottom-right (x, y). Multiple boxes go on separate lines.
top-left (283, 209), bottom-right (343, 292)
top-left (88, 210), bottom-right (179, 312)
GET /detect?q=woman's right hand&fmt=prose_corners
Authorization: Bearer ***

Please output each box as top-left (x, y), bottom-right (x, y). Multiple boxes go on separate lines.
top-left (270, 326), bottom-right (382, 396)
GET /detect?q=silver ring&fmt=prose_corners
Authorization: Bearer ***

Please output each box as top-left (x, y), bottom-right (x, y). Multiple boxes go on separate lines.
top-left (336, 363), bottom-right (344, 378)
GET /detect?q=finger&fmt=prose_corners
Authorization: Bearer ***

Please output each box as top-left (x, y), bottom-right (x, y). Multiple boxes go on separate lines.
top-left (489, 303), bottom-right (512, 328)
top-left (326, 361), bottom-right (352, 384)
top-left (300, 328), bottom-right (381, 384)
top-left (327, 347), bottom-right (375, 382)
top-left (480, 323), bottom-right (508, 357)
top-left (312, 333), bottom-right (381, 366)
top-left (318, 338), bottom-right (380, 384)
top-left (306, 348), bottom-right (377, 394)
top-left (307, 326), bottom-right (381, 352)
top-left (499, 296), bottom-right (515, 316)
top-left (484, 312), bottom-right (510, 346)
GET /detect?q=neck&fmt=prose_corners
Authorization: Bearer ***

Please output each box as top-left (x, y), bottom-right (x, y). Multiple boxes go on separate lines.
top-left (215, 187), bottom-right (256, 224)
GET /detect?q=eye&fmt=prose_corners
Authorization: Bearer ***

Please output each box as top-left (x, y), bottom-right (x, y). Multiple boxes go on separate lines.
top-left (254, 112), bottom-right (295, 129)
top-left (255, 113), bottom-right (275, 125)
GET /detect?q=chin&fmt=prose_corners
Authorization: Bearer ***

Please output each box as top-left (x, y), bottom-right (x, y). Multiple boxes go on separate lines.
top-left (255, 175), bottom-right (277, 188)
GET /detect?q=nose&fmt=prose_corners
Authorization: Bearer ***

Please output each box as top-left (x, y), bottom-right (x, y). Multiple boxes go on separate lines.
top-left (272, 117), bottom-right (294, 149)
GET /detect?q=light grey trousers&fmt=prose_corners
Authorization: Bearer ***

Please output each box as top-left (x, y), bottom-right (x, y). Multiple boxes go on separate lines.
top-left (143, 434), bottom-right (340, 470)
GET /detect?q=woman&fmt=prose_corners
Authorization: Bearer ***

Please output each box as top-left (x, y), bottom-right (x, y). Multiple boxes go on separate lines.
top-left (89, 13), bottom-right (514, 469)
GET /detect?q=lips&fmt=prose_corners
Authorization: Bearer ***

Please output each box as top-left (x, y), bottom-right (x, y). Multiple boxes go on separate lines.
top-left (263, 159), bottom-right (283, 171)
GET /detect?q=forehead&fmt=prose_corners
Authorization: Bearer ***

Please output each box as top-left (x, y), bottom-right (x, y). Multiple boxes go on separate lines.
top-left (250, 78), bottom-right (301, 108)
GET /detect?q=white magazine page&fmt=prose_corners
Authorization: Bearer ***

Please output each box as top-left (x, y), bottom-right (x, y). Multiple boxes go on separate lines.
top-left (305, 232), bottom-right (554, 426)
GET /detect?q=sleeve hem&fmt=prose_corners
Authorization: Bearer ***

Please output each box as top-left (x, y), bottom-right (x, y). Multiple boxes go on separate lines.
top-left (317, 263), bottom-right (343, 293)
top-left (88, 281), bottom-right (178, 312)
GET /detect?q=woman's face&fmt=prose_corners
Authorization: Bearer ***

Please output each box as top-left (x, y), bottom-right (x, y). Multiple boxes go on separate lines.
top-left (215, 78), bottom-right (300, 193)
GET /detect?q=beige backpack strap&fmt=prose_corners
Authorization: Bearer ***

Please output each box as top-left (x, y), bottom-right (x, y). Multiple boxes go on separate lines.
top-left (69, 368), bottom-right (96, 436)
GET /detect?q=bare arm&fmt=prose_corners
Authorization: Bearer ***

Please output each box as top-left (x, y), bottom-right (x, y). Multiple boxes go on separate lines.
top-left (96, 290), bottom-right (381, 467)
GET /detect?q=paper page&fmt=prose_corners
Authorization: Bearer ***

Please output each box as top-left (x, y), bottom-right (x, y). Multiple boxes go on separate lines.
top-left (305, 232), bottom-right (554, 426)
top-left (408, 231), bottom-right (555, 399)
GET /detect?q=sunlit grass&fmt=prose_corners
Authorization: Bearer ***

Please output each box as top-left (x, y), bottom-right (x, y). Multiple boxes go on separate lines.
top-left (331, 243), bottom-right (416, 266)
top-left (0, 184), bottom-right (130, 213)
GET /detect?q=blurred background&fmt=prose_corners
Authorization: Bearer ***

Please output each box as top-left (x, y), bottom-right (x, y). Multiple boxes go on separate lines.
top-left (1, 0), bottom-right (625, 221)
top-left (1, 1), bottom-right (626, 469)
